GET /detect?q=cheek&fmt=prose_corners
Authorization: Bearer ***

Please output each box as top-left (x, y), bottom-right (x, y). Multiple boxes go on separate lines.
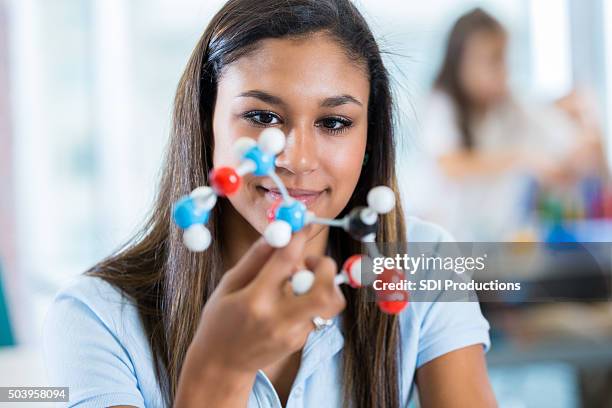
top-left (212, 96), bottom-right (253, 167)
top-left (463, 69), bottom-right (491, 102)
top-left (460, 55), bottom-right (488, 97)
top-left (459, 62), bottom-right (476, 96)
top-left (320, 135), bottom-right (366, 193)
top-left (212, 121), bottom-right (238, 167)
top-left (326, 148), bottom-right (362, 181)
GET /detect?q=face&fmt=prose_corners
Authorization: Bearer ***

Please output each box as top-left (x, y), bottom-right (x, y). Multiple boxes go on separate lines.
top-left (212, 32), bottom-right (370, 238)
top-left (459, 30), bottom-right (508, 106)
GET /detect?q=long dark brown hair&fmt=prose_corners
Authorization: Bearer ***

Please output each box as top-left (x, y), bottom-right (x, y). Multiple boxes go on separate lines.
top-left (86, 0), bottom-right (406, 406)
top-left (434, 8), bottom-right (505, 149)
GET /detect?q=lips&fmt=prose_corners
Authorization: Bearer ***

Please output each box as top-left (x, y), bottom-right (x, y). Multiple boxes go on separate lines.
top-left (257, 186), bottom-right (325, 207)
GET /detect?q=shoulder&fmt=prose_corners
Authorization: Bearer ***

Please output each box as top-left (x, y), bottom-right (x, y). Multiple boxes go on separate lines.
top-left (45, 274), bottom-right (140, 337)
top-left (426, 89), bottom-right (455, 110)
top-left (405, 215), bottom-right (455, 243)
top-left (419, 90), bottom-right (462, 153)
top-left (42, 275), bottom-right (152, 407)
top-left (422, 89), bottom-right (457, 123)
top-left (399, 217), bottom-right (491, 368)
top-left (42, 273), bottom-right (145, 360)
top-left (52, 273), bottom-right (131, 305)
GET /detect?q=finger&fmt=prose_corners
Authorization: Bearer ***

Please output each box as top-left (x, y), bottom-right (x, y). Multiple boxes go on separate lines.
top-left (219, 237), bottom-right (275, 293)
top-left (304, 256), bottom-right (340, 296)
top-left (252, 226), bottom-right (311, 290)
top-left (290, 256), bottom-right (346, 319)
top-left (272, 318), bottom-right (314, 353)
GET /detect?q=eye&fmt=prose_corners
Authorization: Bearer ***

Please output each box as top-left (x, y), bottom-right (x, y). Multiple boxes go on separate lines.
top-left (242, 110), bottom-right (282, 126)
top-left (316, 116), bottom-right (353, 135)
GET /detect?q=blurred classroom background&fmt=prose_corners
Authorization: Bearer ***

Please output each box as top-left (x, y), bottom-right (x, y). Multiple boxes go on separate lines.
top-left (1, 0), bottom-right (612, 407)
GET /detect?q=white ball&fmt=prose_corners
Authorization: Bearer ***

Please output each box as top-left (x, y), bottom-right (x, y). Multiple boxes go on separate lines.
top-left (183, 224), bottom-right (211, 252)
top-left (360, 208), bottom-right (377, 225)
top-left (190, 186), bottom-right (217, 211)
top-left (258, 128), bottom-right (286, 155)
top-left (367, 186), bottom-right (395, 214)
top-left (233, 137), bottom-right (257, 160)
top-left (264, 220), bottom-right (292, 248)
top-left (291, 269), bottom-right (315, 295)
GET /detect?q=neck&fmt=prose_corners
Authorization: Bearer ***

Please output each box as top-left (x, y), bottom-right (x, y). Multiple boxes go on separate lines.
top-left (220, 201), bottom-right (330, 271)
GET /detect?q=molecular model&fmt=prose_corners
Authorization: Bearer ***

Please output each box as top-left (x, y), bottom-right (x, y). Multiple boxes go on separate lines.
top-left (172, 128), bottom-right (409, 314)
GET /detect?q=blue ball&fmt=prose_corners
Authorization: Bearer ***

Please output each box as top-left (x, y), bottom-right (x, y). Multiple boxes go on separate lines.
top-left (275, 200), bottom-right (307, 232)
top-left (173, 195), bottom-right (210, 229)
top-left (243, 146), bottom-right (275, 176)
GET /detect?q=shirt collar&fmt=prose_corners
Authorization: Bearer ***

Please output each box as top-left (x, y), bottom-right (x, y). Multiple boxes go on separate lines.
top-left (293, 315), bottom-right (344, 387)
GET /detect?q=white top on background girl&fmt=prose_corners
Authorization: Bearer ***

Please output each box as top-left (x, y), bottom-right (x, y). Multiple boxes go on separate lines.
top-left (43, 1), bottom-right (495, 407)
top-left (406, 8), bottom-right (603, 241)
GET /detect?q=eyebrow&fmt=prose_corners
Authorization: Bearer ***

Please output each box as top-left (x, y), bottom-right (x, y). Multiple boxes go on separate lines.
top-left (238, 90), bottom-right (286, 106)
top-left (320, 94), bottom-right (363, 108)
top-left (237, 90), bottom-right (363, 108)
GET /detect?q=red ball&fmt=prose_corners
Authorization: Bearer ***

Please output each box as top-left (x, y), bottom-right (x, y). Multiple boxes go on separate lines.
top-left (266, 198), bottom-right (283, 222)
top-left (375, 268), bottom-right (409, 314)
top-left (210, 167), bottom-right (241, 196)
top-left (378, 299), bottom-right (409, 314)
top-left (342, 254), bottom-right (363, 288)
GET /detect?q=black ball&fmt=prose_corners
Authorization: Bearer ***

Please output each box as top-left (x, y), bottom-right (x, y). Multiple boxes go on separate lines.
top-left (347, 206), bottom-right (378, 241)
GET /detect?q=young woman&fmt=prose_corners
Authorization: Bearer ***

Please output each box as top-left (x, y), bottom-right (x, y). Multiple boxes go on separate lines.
top-left (43, 1), bottom-right (495, 407)
top-left (411, 8), bottom-right (605, 241)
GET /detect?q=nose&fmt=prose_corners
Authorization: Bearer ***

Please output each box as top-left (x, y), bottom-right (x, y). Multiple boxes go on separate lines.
top-left (274, 125), bottom-right (319, 175)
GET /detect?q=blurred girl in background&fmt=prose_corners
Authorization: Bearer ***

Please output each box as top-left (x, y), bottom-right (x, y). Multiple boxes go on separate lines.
top-left (414, 8), bottom-right (605, 241)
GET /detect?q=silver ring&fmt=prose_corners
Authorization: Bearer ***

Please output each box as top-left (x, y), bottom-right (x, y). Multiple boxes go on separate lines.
top-left (311, 316), bottom-right (333, 331)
